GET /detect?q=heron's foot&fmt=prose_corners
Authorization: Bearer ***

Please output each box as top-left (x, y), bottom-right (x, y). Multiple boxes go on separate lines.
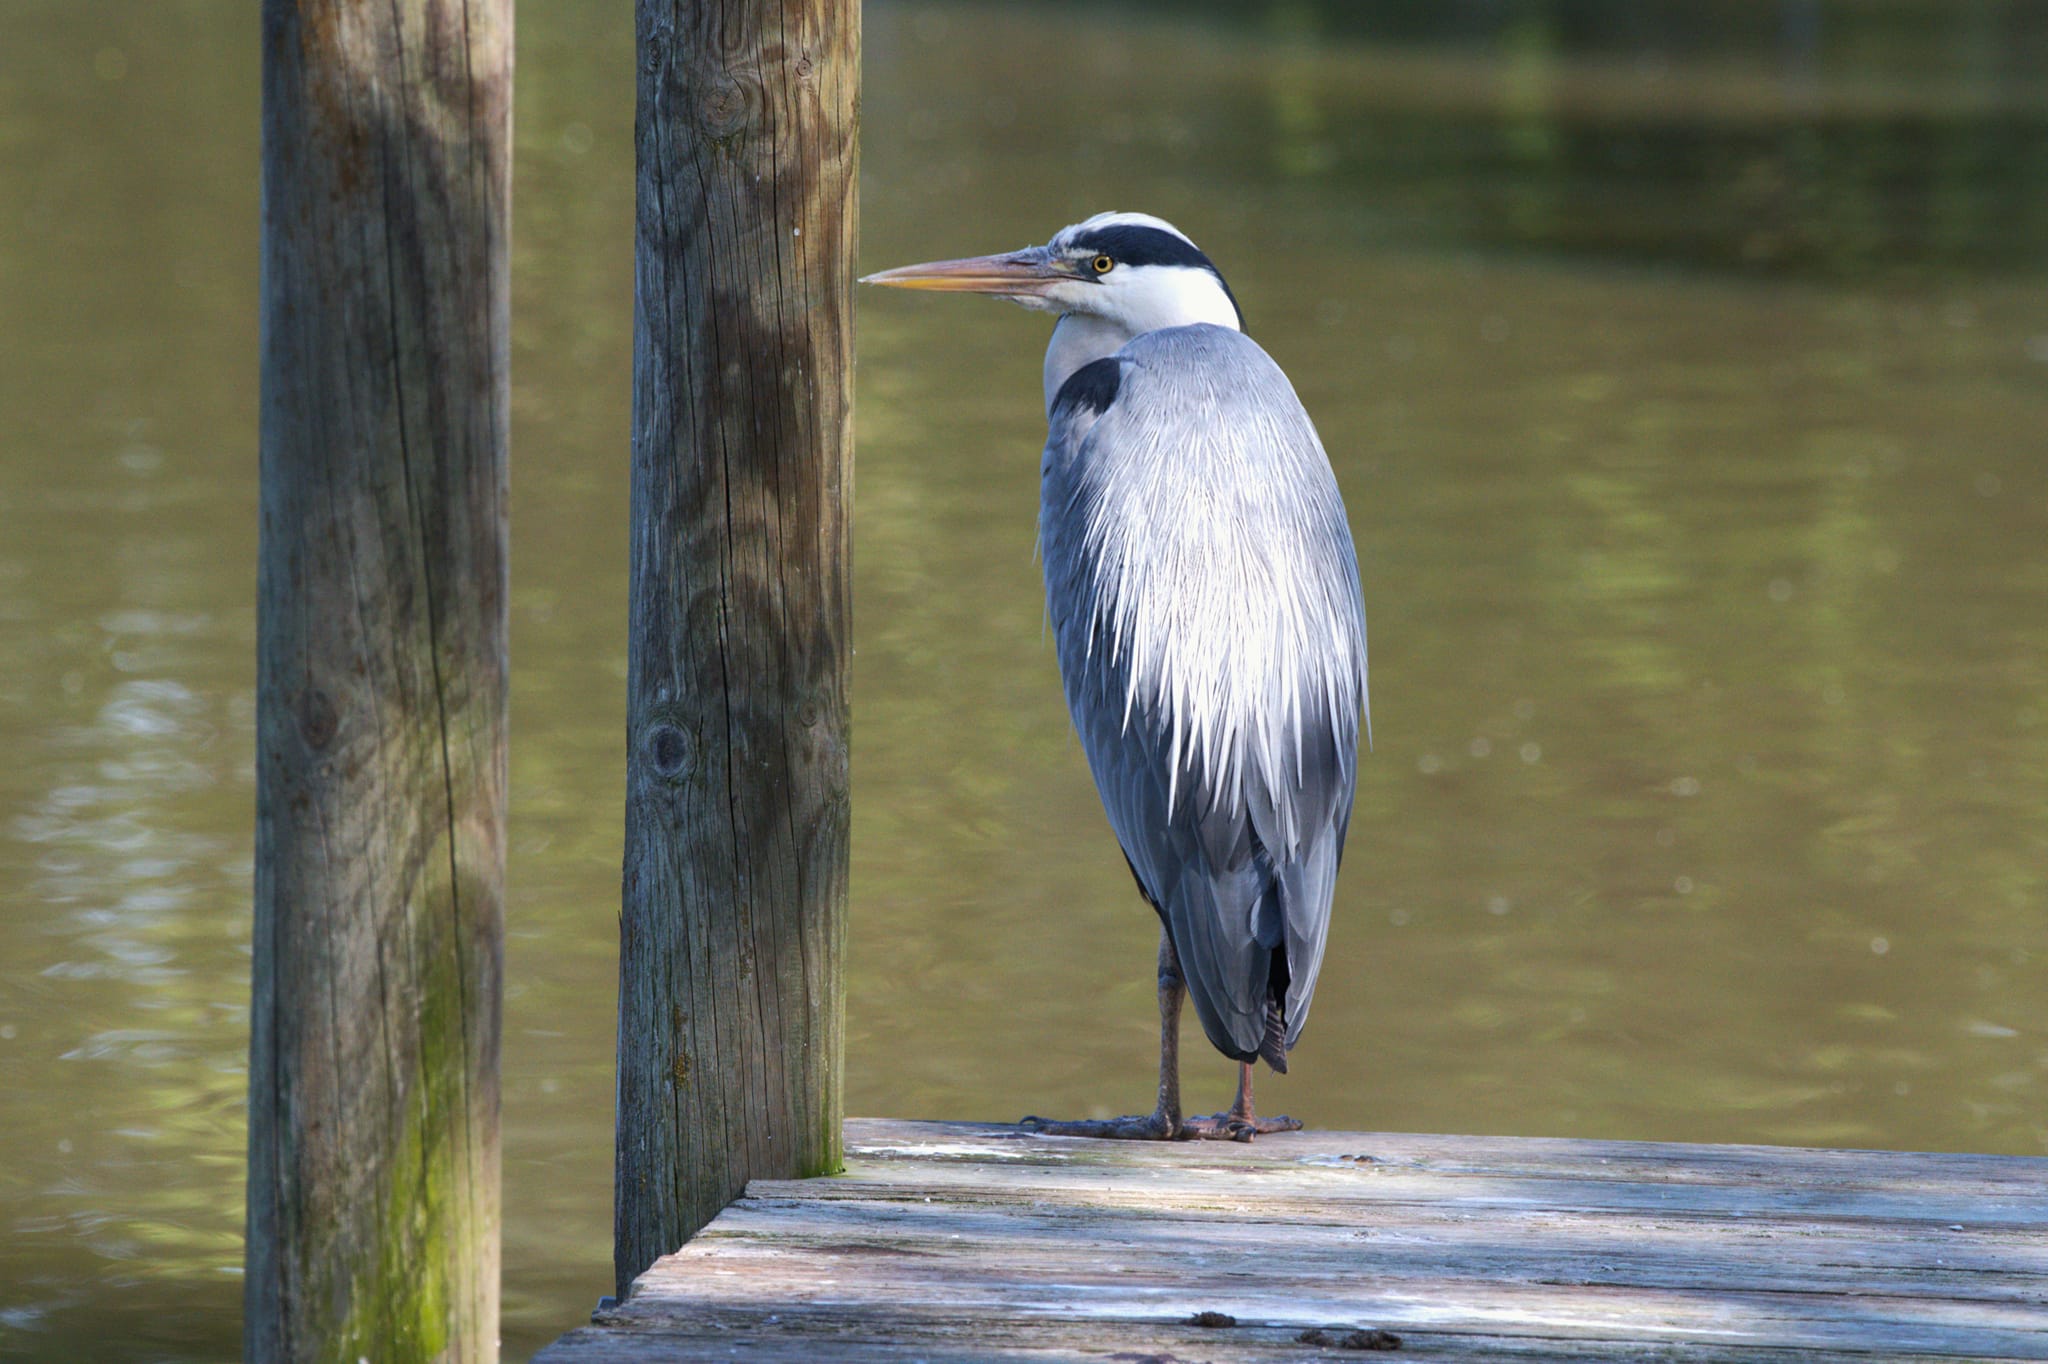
top-left (1181, 1110), bottom-right (1304, 1143)
top-left (1019, 1111), bottom-right (1179, 1141)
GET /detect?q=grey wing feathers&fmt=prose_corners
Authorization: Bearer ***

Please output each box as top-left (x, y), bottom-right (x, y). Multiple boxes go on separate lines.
top-left (1040, 324), bottom-right (1367, 1064)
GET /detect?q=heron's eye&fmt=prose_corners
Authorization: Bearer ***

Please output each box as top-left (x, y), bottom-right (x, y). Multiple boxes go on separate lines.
top-left (1091, 255), bottom-right (1115, 275)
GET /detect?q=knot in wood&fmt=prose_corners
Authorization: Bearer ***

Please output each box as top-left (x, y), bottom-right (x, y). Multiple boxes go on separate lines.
top-left (297, 688), bottom-right (339, 751)
top-left (697, 74), bottom-right (752, 135)
top-left (644, 721), bottom-right (692, 781)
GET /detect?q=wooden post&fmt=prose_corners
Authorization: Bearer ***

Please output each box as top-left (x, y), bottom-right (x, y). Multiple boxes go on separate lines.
top-left (246, 3), bottom-right (510, 1361)
top-left (616, 0), bottom-right (858, 1297)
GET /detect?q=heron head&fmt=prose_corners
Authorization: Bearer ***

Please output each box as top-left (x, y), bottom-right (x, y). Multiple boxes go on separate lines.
top-left (862, 211), bottom-right (1243, 336)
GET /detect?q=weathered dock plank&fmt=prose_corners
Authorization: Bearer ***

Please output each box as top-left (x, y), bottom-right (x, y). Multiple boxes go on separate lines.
top-left (538, 1119), bottom-right (2048, 1362)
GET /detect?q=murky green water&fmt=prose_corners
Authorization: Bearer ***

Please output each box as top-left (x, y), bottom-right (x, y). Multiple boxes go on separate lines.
top-left (2, 2), bottom-right (2045, 1358)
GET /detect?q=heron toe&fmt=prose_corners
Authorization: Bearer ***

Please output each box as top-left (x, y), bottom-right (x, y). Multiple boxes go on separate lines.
top-left (1019, 1111), bottom-right (1180, 1141)
top-left (1181, 1110), bottom-right (1304, 1142)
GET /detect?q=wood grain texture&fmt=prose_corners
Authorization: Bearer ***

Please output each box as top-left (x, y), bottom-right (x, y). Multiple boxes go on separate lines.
top-left (247, 2), bottom-right (509, 1361)
top-left (539, 1119), bottom-right (2048, 1362)
top-left (617, 0), bottom-right (858, 1300)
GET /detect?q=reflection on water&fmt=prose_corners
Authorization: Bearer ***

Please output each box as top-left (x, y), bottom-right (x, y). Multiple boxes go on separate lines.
top-left (1, 1), bottom-right (2045, 1359)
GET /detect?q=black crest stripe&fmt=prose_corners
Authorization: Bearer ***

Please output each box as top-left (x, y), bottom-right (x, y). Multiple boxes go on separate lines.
top-left (1067, 224), bottom-right (1216, 272)
top-left (1066, 224), bottom-right (1248, 333)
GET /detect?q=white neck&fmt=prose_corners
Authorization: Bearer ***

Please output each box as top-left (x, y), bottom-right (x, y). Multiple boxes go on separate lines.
top-left (1040, 264), bottom-right (1240, 414)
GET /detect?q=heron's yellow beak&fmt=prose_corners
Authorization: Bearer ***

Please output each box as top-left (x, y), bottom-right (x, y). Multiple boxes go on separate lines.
top-left (860, 248), bottom-right (1077, 298)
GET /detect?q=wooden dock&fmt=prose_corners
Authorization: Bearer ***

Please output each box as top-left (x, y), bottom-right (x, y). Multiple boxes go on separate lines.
top-left (538, 1118), bottom-right (2048, 1362)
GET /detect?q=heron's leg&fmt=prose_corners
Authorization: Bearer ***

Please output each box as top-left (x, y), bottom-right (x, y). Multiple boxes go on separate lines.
top-left (1183, 1061), bottom-right (1305, 1142)
top-left (1020, 929), bottom-right (1184, 1140)
top-left (1152, 930), bottom-right (1186, 1130)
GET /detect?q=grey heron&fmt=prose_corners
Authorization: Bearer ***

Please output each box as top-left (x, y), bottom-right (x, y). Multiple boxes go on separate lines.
top-left (864, 212), bottom-right (1369, 1141)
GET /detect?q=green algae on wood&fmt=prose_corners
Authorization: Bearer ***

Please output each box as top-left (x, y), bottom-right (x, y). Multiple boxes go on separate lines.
top-left (245, 1), bottom-right (510, 1359)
